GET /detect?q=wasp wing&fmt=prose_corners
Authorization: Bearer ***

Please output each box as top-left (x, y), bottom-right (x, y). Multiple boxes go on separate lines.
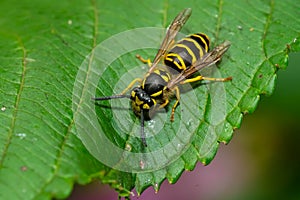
top-left (167, 40), bottom-right (231, 89)
top-left (149, 8), bottom-right (192, 73)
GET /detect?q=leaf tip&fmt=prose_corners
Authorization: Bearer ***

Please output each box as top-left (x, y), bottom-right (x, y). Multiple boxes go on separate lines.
top-left (153, 183), bottom-right (160, 193)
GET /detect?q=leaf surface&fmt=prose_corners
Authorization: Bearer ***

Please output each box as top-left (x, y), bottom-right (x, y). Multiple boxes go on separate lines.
top-left (0, 0), bottom-right (299, 199)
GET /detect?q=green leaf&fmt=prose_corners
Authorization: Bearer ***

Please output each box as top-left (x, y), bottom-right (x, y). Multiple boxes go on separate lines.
top-left (0, 0), bottom-right (299, 199)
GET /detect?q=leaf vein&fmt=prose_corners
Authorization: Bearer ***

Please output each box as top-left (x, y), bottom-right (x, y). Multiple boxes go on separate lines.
top-left (0, 36), bottom-right (27, 168)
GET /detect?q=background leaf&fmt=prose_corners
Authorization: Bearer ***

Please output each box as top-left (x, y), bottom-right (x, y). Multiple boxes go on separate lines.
top-left (0, 0), bottom-right (299, 199)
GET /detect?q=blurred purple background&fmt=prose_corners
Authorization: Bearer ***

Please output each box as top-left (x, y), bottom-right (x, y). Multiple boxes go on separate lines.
top-left (69, 52), bottom-right (300, 200)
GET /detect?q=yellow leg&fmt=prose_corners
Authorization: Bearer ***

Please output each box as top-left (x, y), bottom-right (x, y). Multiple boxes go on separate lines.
top-left (181, 75), bottom-right (232, 84)
top-left (120, 78), bottom-right (142, 95)
top-left (159, 98), bottom-right (169, 109)
top-left (136, 54), bottom-right (152, 67)
top-left (170, 86), bottom-right (180, 122)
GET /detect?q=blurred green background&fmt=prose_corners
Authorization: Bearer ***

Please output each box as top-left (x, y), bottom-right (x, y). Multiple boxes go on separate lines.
top-left (68, 53), bottom-right (300, 200)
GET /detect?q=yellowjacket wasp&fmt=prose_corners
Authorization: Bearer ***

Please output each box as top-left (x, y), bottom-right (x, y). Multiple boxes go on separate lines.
top-left (93, 8), bottom-right (232, 146)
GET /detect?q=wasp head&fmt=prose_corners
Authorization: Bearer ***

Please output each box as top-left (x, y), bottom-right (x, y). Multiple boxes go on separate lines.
top-left (130, 87), bottom-right (157, 120)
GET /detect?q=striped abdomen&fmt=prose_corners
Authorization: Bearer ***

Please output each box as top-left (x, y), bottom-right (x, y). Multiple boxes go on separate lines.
top-left (164, 33), bottom-right (210, 73)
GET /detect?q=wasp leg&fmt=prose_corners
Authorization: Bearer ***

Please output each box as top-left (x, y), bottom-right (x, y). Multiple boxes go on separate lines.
top-left (170, 86), bottom-right (180, 122)
top-left (136, 54), bottom-right (152, 67)
top-left (159, 98), bottom-right (169, 109)
top-left (140, 109), bottom-right (147, 147)
top-left (120, 78), bottom-right (143, 95)
top-left (181, 76), bottom-right (232, 84)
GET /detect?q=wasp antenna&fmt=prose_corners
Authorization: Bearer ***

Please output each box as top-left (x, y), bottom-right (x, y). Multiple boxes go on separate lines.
top-left (140, 109), bottom-right (147, 147)
top-left (92, 94), bottom-right (131, 101)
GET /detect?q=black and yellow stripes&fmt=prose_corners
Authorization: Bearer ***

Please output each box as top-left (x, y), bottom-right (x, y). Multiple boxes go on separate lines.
top-left (190, 33), bottom-right (210, 52)
top-left (164, 33), bottom-right (210, 73)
